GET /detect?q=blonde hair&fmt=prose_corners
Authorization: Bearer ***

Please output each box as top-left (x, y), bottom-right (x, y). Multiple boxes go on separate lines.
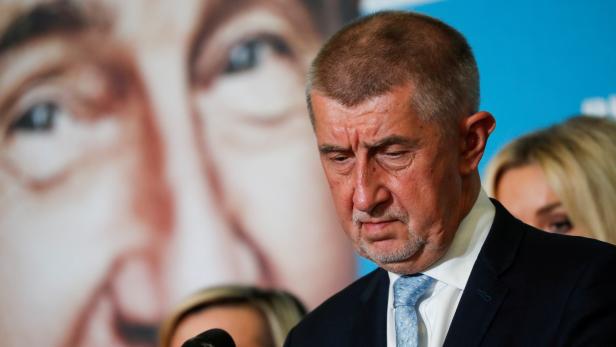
top-left (159, 285), bottom-right (306, 347)
top-left (485, 115), bottom-right (616, 244)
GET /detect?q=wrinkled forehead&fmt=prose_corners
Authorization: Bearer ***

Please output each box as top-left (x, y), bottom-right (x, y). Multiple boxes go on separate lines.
top-left (311, 83), bottom-right (417, 121)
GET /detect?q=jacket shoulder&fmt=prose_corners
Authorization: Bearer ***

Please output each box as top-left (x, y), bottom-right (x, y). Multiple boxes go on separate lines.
top-left (488, 199), bottom-right (616, 273)
top-left (284, 268), bottom-right (388, 347)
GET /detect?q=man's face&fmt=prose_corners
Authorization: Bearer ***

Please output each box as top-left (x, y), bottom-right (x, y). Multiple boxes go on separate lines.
top-left (0, 1), bottom-right (355, 346)
top-left (312, 84), bottom-right (465, 275)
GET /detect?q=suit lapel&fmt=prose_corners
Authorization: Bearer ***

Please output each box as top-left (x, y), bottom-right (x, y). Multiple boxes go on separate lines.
top-left (443, 200), bottom-right (523, 347)
top-left (442, 263), bottom-right (509, 347)
top-left (350, 268), bottom-right (389, 347)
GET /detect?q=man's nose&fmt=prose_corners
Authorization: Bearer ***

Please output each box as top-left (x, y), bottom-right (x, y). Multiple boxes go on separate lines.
top-left (134, 51), bottom-right (261, 309)
top-left (352, 160), bottom-right (390, 214)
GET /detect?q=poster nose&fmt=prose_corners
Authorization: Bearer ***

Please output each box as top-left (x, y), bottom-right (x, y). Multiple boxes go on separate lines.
top-left (132, 50), bottom-right (263, 310)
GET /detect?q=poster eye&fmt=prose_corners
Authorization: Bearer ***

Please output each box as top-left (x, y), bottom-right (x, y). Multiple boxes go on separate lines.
top-left (9, 102), bottom-right (58, 134)
top-left (223, 35), bottom-right (291, 74)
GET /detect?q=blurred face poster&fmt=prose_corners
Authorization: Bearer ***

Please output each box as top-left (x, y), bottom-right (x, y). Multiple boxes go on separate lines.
top-left (0, 1), bottom-right (358, 346)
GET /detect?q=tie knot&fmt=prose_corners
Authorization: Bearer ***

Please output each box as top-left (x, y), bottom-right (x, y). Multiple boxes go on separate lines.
top-left (393, 274), bottom-right (435, 308)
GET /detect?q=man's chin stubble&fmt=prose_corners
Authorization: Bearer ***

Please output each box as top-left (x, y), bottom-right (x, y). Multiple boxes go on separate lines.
top-left (359, 234), bottom-right (426, 265)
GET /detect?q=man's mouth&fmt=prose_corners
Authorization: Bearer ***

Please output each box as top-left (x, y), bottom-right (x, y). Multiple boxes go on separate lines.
top-left (359, 220), bottom-right (398, 241)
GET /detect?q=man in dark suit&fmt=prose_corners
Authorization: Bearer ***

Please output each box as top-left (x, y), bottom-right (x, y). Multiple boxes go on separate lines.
top-left (285, 11), bottom-right (616, 347)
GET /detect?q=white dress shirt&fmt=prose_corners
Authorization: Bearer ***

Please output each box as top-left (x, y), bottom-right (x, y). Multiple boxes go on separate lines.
top-left (386, 190), bottom-right (495, 347)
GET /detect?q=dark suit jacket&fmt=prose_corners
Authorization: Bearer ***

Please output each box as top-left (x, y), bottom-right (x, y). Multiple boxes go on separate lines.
top-left (284, 200), bottom-right (616, 346)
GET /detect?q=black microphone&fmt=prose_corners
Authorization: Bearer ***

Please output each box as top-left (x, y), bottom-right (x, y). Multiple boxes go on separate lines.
top-left (180, 328), bottom-right (236, 347)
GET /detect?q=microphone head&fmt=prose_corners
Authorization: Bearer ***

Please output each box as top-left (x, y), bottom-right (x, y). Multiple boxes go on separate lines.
top-left (180, 328), bottom-right (236, 347)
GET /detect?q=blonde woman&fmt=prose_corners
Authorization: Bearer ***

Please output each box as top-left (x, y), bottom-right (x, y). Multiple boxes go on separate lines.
top-left (159, 286), bottom-right (306, 347)
top-left (485, 115), bottom-right (616, 244)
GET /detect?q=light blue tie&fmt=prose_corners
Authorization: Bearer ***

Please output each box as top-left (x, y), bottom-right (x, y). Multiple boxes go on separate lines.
top-left (394, 274), bottom-right (435, 347)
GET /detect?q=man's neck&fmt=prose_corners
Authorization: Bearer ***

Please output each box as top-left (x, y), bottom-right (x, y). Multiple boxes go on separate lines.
top-left (458, 172), bottom-right (482, 224)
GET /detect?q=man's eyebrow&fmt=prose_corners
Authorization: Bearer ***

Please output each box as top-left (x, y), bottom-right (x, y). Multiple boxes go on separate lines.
top-left (318, 136), bottom-right (419, 154)
top-left (318, 144), bottom-right (350, 154)
top-left (0, 1), bottom-right (89, 54)
top-left (368, 135), bottom-right (419, 149)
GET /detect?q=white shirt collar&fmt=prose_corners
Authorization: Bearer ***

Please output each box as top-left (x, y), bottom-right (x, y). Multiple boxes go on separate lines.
top-left (387, 189), bottom-right (495, 290)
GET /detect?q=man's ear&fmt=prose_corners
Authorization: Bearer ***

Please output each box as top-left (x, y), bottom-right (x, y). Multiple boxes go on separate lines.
top-left (459, 111), bottom-right (495, 175)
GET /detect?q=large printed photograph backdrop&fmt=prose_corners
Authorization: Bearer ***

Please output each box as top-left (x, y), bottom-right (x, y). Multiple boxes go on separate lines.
top-left (0, 1), bottom-right (359, 346)
top-left (0, 0), bottom-right (614, 346)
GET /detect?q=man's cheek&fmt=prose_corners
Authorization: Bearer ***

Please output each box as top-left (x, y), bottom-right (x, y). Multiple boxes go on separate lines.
top-left (329, 183), bottom-right (353, 216)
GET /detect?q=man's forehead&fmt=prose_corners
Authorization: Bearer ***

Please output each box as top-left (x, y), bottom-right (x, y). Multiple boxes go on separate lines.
top-left (311, 86), bottom-right (416, 127)
top-left (312, 92), bottom-right (425, 147)
top-left (313, 94), bottom-right (382, 120)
